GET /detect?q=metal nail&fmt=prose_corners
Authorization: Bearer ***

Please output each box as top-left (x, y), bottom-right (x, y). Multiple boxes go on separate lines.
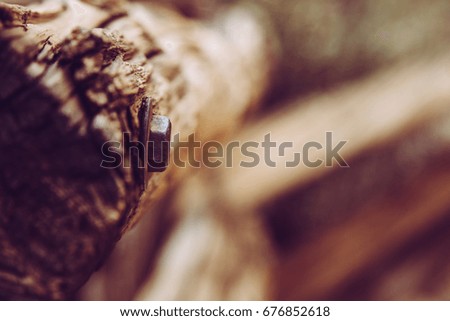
top-left (138, 97), bottom-right (172, 191)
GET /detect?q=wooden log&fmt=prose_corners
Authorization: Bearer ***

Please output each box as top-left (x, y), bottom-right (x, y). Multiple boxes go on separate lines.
top-left (4, 0), bottom-right (450, 301)
top-left (0, 0), bottom-right (272, 299)
top-left (96, 0), bottom-right (450, 298)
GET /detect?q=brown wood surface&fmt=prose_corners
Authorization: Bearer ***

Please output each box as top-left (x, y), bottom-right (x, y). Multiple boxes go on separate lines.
top-left (1, 0), bottom-right (450, 301)
top-left (0, 0), bottom-right (271, 299)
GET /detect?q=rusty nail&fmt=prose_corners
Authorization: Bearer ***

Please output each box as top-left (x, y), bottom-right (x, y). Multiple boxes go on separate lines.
top-left (138, 97), bottom-right (171, 190)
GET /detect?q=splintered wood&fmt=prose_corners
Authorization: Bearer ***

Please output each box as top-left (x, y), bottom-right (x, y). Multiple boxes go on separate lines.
top-left (0, 0), bottom-right (449, 300)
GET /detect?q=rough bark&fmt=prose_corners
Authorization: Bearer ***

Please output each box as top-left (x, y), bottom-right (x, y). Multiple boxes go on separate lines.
top-left (0, 0), bottom-right (272, 299)
top-left (81, 0), bottom-right (450, 300)
top-left (2, 0), bottom-right (450, 302)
